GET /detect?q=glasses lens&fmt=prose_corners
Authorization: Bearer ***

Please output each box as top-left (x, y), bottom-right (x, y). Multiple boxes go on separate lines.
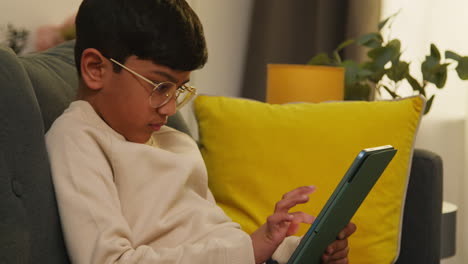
top-left (175, 87), bottom-right (196, 110)
top-left (150, 83), bottom-right (196, 109)
top-left (156, 82), bottom-right (176, 94)
top-left (150, 82), bottom-right (176, 108)
top-left (175, 90), bottom-right (189, 109)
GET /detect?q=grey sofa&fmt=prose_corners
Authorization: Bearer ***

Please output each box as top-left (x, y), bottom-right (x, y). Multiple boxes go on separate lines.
top-left (0, 41), bottom-right (442, 263)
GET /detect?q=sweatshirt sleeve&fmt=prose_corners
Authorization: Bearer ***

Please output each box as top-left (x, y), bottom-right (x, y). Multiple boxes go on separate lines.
top-left (207, 182), bottom-right (300, 264)
top-left (271, 236), bottom-right (302, 264)
top-left (46, 129), bottom-right (254, 264)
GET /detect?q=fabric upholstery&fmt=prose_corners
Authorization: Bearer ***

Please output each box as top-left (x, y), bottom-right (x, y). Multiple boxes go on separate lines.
top-left (396, 149), bottom-right (443, 264)
top-left (0, 44), bottom-right (70, 264)
top-left (0, 41), bottom-right (190, 263)
top-left (20, 42), bottom-right (78, 131)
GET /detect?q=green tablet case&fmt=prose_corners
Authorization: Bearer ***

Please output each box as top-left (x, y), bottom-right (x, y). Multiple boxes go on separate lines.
top-left (287, 145), bottom-right (397, 264)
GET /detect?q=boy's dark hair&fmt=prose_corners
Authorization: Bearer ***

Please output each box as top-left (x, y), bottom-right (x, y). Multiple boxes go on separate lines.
top-left (74, 0), bottom-right (207, 75)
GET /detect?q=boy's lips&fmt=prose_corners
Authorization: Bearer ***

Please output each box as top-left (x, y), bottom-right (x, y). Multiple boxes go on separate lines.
top-left (149, 122), bottom-right (166, 131)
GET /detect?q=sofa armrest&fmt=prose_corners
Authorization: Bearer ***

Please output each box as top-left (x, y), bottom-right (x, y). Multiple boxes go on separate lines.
top-left (395, 148), bottom-right (443, 264)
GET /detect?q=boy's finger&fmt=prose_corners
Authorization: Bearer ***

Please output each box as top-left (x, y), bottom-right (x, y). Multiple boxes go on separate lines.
top-left (329, 247), bottom-right (350, 261)
top-left (337, 222), bottom-right (357, 239)
top-left (267, 213), bottom-right (293, 225)
top-left (282, 185), bottom-right (316, 200)
top-left (289, 211), bottom-right (315, 224)
top-left (274, 195), bottom-right (309, 212)
top-left (323, 246), bottom-right (349, 262)
top-left (286, 212), bottom-right (315, 236)
top-left (327, 238), bottom-right (348, 254)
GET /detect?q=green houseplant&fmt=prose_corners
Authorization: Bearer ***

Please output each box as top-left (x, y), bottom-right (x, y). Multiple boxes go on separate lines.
top-left (0, 24), bottom-right (29, 54)
top-left (308, 13), bottom-right (468, 114)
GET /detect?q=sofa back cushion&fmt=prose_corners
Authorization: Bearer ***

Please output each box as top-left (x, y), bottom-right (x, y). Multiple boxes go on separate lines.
top-left (20, 41), bottom-right (78, 132)
top-left (0, 45), bottom-right (70, 263)
top-left (0, 40), bottom-right (193, 263)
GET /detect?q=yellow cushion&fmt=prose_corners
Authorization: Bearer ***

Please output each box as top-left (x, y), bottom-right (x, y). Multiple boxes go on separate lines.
top-left (194, 95), bottom-right (424, 264)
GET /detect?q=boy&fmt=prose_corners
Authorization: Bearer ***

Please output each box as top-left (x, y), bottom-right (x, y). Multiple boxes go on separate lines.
top-left (45, 0), bottom-right (356, 263)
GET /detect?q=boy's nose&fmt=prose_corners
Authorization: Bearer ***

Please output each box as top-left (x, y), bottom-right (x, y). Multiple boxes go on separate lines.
top-left (157, 97), bottom-right (177, 117)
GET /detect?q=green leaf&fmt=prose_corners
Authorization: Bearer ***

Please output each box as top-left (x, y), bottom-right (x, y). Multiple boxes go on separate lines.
top-left (335, 39), bottom-right (355, 52)
top-left (381, 85), bottom-right (399, 99)
top-left (378, 17), bottom-right (392, 31)
top-left (362, 61), bottom-right (385, 83)
top-left (388, 39), bottom-right (401, 52)
top-left (357, 68), bottom-right (374, 79)
top-left (422, 44), bottom-right (449, 87)
top-left (356, 33), bottom-right (383, 48)
top-left (434, 64), bottom-right (448, 88)
top-left (366, 39), bottom-right (384, 49)
top-left (367, 47), bottom-right (384, 60)
top-left (422, 57), bottom-right (449, 88)
top-left (378, 10), bottom-right (401, 30)
top-left (342, 60), bottom-right (374, 100)
top-left (387, 61), bottom-right (409, 82)
top-left (424, 95), bottom-right (435, 115)
top-left (307, 53), bottom-right (332, 66)
top-left (391, 54), bottom-right (401, 65)
top-left (342, 60), bottom-right (360, 88)
top-left (367, 44), bottom-right (399, 69)
top-left (370, 69), bottom-right (386, 83)
top-left (430, 44), bottom-right (441, 61)
top-left (456, 57), bottom-right (468, 80)
top-left (446, 50), bottom-right (462, 61)
top-left (406, 74), bottom-right (425, 96)
top-left (421, 55), bottom-right (439, 83)
top-left (333, 51), bottom-right (342, 64)
top-left (345, 82), bottom-right (371, 101)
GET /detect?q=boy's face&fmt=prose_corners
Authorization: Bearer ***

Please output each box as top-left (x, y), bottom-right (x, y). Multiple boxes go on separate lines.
top-left (82, 51), bottom-right (192, 144)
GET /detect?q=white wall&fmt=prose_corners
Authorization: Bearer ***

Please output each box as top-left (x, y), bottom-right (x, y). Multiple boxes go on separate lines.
top-left (381, 1), bottom-right (468, 263)
top-left (188, 0), bottom-right (253, 97)
top-left (0, 0), bottom-right (81, 53)
top-left (182, 0), bottom-right (254, 138)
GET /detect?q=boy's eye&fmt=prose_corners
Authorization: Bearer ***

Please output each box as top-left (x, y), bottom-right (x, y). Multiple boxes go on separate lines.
top-left (155, 82), bottom-right (176, 93)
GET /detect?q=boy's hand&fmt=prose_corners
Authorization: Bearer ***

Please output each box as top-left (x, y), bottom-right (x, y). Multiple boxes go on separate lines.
top-left (321, 222), bottom-right (357, 264)
top-left (250, 186), bottom-right (316, 264)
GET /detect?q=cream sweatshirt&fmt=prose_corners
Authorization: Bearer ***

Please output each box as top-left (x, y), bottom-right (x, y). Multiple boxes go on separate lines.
top-left (45, 101), bottom-right (299, 264)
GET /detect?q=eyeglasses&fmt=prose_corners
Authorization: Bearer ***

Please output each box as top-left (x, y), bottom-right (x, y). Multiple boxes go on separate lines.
top-left (110, 58), bottom-right (196, 110)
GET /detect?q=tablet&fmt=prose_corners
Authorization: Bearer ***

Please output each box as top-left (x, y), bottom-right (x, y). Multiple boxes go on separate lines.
top-left (286, 145), bottom-right (397, 264)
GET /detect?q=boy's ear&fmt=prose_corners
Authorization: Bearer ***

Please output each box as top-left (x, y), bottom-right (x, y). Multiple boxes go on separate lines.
top-left (80, 48), bottom-right (110, 90)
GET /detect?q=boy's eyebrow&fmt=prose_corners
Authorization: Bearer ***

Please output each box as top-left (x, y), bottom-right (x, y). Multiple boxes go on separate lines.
top-left (151, 71), bottom-right (190, 85)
